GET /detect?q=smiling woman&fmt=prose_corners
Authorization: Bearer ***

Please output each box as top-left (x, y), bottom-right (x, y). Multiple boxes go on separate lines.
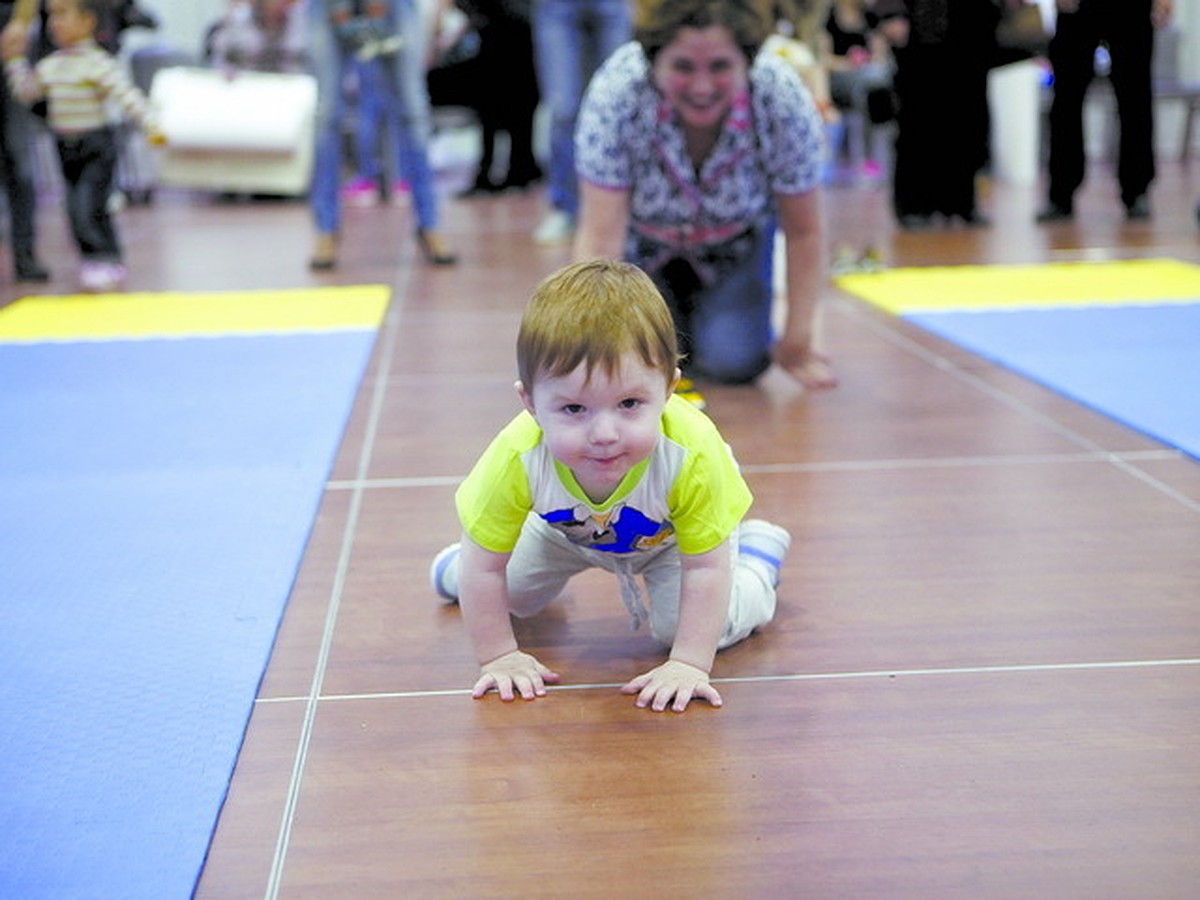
top-left (572, 0), bottom-right (836, 403)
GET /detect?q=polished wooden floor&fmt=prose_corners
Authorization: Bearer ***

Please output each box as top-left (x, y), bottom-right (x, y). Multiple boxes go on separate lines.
top-left (6, 155), bottom-right (1198, 898)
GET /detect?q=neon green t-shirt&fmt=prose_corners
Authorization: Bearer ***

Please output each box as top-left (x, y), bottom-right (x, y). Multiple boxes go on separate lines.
top-left (455, 395), bottom-right (752, 558)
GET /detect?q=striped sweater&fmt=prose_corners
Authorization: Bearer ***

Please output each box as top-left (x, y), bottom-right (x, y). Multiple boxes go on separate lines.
top-left (6, 39), bottom-right (149, 136)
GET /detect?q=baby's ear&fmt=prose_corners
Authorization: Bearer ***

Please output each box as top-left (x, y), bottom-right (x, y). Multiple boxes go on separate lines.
top-left (515, 380), bottom-right (535, 415)
top-left (667, 367), bottom-right (682, 397)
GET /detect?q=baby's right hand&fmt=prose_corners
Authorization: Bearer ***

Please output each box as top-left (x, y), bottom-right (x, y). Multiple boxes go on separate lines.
top-left (474, 649), bottom-right (560, 701)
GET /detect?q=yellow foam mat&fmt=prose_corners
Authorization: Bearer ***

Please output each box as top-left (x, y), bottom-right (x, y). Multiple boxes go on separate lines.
top-left (0, 285), bottom-right (390, 343)
top-left (835, 258), bottom-right (1200, 315)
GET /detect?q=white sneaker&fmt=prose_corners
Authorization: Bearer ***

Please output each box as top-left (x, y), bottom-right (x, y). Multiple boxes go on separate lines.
top-left (430, 542), bottom-right (461, 603)
top-left (105, 262), bottom-right (128, 290)
top-left (533, 210), bottom-right (574, 245)
top-left (79, 261), bottom-right (126, 293)
top-left (737, 519), bottom-right (791, 587)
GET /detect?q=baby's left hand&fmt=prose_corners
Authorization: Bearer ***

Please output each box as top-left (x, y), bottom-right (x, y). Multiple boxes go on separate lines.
top-left (621, 659), bottom-right (723, 713)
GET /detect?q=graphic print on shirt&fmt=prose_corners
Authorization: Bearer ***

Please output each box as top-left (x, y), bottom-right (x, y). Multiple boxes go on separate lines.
top-left (541, 503), bottom-right (675, 554)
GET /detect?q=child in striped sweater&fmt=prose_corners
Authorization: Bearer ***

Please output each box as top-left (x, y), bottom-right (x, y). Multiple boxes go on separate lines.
top-left (2, 0), bottom-right (156, 292)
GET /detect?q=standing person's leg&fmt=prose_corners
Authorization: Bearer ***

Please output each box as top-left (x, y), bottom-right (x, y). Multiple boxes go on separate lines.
top-left (387, 0), bottom-right (456, 263)
top-left (67, 131), bottom-right (121, 263)
top-left (307, 0), bottom-right (345, 268)
top-left (0, 88), bottom-right (48, 281)
top-left (497, 13), bottom-right (542, 189)
top-left (61, 130), bottom-right (125, 291)
top-left (532, 0), bottom-right (630, 242)
top-left (938, 55), bottom-right (990, 222)
top-left (533, 0), bottom-right (586, 235)
top-left (459, 17), bottom-right (500, 196)
top-left (890, 47), bottom-right (940, 225)
top-left (1106, 0), bottom-right (1156, 216)
top-left (346, 57), bottom-right (387, 202)
top-left (1040, 5), bottom-right (1099, 218)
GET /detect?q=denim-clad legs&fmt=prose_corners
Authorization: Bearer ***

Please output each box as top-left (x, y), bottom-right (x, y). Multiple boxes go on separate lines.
top-left (532, 0), bottom-right (630, 218)
top-left (308, 0), bottom-right (439, 236)
top-left (648, 226), bottom-right (775, 384)
top-left (352, 56), bottom-right (400, 186)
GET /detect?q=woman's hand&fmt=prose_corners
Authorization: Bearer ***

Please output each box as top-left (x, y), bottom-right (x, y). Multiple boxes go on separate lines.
top-left (773, 336), bottom-right (838, 390)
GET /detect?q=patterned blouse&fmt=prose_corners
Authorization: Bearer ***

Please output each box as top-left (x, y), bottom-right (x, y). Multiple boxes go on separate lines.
top-left (576, 41), bottom-right (823, 277)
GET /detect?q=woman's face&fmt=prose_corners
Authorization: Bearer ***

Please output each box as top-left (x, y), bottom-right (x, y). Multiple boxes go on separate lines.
top-left (651, 25), bottom-right (749, 133)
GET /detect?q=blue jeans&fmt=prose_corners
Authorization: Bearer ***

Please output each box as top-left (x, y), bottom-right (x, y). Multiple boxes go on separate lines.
top-left (645, 226), bottom-right (775, 384)
top-left (308, 0), bottom-right (440, 234)
top-left (532, 0), bottom-right (630, 218)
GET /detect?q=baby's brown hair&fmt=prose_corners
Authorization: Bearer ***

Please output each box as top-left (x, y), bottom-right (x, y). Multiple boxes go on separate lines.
top-left (517, 259), bottom-right (680, 392)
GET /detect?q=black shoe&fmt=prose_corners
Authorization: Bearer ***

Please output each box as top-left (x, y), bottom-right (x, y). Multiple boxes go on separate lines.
top-left (1036, 202), bottom-right (1073, 223)
top-left (456, 171), bottom-right (499, 198)
top-left (955, 211), bottom-right (991, 228)
top-left (499, 162), bottom-right (543, 191)
top-left (897, 213), bottom-right (932, 231)
top-left (1124, 195), bottom-right (1151, 220)
top-left (15, 254), bottom-right (50, 282)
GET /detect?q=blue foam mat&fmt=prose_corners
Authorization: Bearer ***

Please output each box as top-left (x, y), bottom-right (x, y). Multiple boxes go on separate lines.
top-left (907, 303), bottom-right (1200, 460)
top-left (0, 332), bottom-right (377, 898)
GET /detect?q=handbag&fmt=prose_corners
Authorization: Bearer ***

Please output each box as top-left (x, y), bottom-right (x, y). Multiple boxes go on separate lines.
top-left (995, 2), bottom-right (1048, 56)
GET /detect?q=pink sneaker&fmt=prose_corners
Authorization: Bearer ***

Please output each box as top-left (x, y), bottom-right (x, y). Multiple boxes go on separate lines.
top-left (341, 176), bottom-right (379, 207)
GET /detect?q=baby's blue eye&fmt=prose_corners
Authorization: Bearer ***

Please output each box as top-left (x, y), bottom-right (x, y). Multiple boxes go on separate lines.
top-left (562, 403), bottom-right (585, 415)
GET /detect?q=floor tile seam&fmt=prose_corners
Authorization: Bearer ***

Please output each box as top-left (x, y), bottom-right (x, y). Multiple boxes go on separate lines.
top-left (322, 449), bottom-right (1185, 493)
top-left (253, 657), bottom-right (1200, 705)
top-left (262, 284), bottom-right (405, 898)
top-left (385, 372), bottom-right (505, 387)
top-left (833, 299), bottom-right (1200, 514)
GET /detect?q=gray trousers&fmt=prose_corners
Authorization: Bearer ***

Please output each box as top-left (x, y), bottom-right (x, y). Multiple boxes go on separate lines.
top-left (503, 514), bottom-right (776, 649)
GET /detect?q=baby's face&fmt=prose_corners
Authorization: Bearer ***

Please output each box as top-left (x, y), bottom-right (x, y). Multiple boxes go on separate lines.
top-left (520, 354), bottom-right (676, 503)
top-left (47, 0), bottom-right (94, 48)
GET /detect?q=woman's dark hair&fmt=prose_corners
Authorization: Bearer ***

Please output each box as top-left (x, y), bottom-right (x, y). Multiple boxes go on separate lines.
top-left (634, 0), bottom-right (775, 64)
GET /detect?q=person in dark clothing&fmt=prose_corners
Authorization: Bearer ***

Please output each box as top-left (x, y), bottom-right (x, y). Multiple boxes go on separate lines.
top-left (875, 0), bottom-right (1001, 229)
top-left (1037, 0), bottom-right (1173, 222)
top-left (0, 0), bottom-right (48, 282)
top-left (456, 0), bottom-right (541, 195)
